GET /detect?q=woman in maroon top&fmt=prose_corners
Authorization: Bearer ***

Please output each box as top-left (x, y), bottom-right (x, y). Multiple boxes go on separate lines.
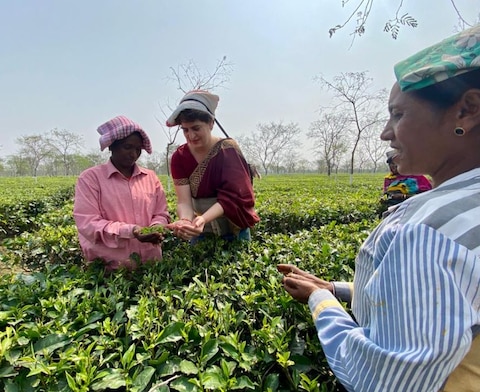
top-left (166, 90), bottom-right (259, 242)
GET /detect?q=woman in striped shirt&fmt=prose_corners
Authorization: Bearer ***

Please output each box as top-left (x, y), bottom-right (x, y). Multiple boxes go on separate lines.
top-left (279, 25), bottom-right (480, 392)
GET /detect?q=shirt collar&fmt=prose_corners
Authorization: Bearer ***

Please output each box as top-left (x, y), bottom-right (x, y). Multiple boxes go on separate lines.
top-left (106, 159), bottom-right (147, 179)
top-left (436, 167), bottom-right (480, 189)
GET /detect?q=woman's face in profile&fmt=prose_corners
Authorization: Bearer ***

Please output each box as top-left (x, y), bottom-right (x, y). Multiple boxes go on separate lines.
top-left (381, 83), bottom-right (450, 179)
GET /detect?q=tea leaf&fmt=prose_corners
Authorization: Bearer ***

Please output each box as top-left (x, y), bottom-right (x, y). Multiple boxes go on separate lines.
top-left (132, 366), bottom-right (155, 391)
top-left (264, 373), bottom-right (280, 390)
top-left (121, 343), bottom-right (136, 368)
top-left (157, 322), bottom-right (185, 344)
top-left (232, 375), bottom-right (255, 390)
top-left (33, 333), bottom-right (71, 355)
top-left (170, 375), bottom-right (198, 391)
top-left (0, 365), bottom-right (16, 378)
top-left (91, 369), bottom-right (126, 390)
top-left (139, 225), bottom-right (165, 235)
top-left (179, 360), bottom-right (198, 375)
top-left (200, 339), bottom-right (219, 366)
top-left (201, 370), bottom-right (223, 390)
top-left (0, 174), bottom-right (382, 391)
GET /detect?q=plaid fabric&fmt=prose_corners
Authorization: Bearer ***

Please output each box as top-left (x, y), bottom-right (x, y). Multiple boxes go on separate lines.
top-left (395, 24), bottom-right (480, 91)
top-left (97, 115), bottom-right (152, 154)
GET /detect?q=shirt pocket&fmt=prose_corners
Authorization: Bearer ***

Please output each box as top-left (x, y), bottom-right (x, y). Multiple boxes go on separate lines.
top-left (142, 192), bottom-right (158, 218)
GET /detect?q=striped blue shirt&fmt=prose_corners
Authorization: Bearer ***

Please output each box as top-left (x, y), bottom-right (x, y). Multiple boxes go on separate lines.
top-left (309, 168), bottom-right (480, 392)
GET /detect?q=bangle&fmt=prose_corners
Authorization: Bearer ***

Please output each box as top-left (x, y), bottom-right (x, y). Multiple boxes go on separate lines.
top-left (331, 283), bottom-right (336, 297)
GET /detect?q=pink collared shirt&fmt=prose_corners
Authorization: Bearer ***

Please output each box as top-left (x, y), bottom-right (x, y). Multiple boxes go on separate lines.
top-left (73, 160), bottom-right (170, 270)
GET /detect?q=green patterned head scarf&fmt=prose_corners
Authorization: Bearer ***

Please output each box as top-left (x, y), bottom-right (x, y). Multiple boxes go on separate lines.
top-left (394, 24), bottom-right (480, 91)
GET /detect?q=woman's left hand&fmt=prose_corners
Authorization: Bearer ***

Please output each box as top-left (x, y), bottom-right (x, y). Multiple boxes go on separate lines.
top-left (133, 226), bottom-right (164, 245)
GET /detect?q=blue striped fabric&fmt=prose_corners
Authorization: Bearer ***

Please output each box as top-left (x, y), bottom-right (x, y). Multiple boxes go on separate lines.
top-left (309, 168), bottom-right (480, 391)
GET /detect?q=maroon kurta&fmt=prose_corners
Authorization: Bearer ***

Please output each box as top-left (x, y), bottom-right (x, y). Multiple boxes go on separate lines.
top-left (171, 138), bottom-right (259, 229)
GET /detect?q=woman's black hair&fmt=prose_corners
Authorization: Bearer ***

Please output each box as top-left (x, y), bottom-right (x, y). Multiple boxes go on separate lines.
top-left (411, 69), bottom-right (480, 109)
top-left (177, 109), bottom-right (213, 125)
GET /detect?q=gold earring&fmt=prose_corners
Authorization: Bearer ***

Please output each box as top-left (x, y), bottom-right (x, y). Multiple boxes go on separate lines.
top-left (454, 127), bottom-right (465, 136)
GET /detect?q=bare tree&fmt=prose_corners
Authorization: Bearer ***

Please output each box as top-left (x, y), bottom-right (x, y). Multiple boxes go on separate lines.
top-left (329, 0), bottom-right (475, 41)
top-left (16, 135), bottom-right (53, 177)
top-left (141, 149), bottom-right (177, 175)
top-left (307, 111), bottom-right (350, 176)
top-left (296, 158), bottom-right (315, 173)
top-left (359, 122), bottom-right (389, 172)
top-left (281, 150), bottom-right (302, 173)
top-left (68, 153), bottom-right (100, 176)
top-left (168, 57), bottom-right (234, 94)
top-left (46, 128), bottom-right (84, 175)
top-left (84, 150), bottom-right (109, 167)
top-left (316, 71), bottom-right (387, 176)
top-left (156, 115), bottom-right (181, 186)
top-left (239, 122), bottom-right (301, 176)
top-left (141, 151), bottom-right (162, 174)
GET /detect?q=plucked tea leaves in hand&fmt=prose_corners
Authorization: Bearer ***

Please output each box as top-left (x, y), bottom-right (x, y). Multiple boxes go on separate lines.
top-left (139, 225), bottom-right (166, 235)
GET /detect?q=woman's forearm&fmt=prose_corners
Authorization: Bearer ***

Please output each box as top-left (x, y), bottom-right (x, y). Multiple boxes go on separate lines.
top-left (177, 203), bottom-right (195, 221)
top-left (201, 202), bottom-right (224, 224)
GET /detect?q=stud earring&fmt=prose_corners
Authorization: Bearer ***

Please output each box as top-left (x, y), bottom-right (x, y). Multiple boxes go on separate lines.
top-left (454, 127), bottom-right (465, 136)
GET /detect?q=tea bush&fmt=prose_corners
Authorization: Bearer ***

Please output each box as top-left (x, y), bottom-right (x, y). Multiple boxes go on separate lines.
top-left (0, 177), bottom-right (76, 240)
top-left (0, 174), bottom-right (384, 391)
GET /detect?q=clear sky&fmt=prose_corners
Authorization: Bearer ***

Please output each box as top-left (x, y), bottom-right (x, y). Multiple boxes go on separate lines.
top-left (1, 0), bottom-right (478, 160)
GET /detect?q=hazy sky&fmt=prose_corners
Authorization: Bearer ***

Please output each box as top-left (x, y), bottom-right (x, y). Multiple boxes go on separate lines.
top-left (1, 1), bottom-right (478, 160)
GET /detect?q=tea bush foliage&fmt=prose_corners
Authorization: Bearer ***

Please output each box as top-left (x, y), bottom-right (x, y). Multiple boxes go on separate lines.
top-left (0, 177), bottom-right (76, 240)
top-left (0, 174), bottom-right (384, 391)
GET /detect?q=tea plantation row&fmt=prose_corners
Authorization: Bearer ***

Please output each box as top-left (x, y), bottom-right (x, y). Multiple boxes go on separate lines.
top-left (0, 174), bottom-right (384, 392)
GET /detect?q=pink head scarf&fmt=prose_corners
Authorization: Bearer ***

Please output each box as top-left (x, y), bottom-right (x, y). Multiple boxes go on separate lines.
top-left (97, 116), bottom-right (153, 154)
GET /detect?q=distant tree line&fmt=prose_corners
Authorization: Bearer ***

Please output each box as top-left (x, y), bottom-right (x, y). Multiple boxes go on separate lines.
top-left (0, 65), bottom-right (391, 177)
top-left (0, 131), bottom-right (176, 177)
top-left (239, 71), bottom-right (389, 176)
top-left (0, 114), bottom-right (389, 178)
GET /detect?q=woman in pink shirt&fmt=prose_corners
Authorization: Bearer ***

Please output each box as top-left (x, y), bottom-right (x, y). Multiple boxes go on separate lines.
top-left (73, 116), bottom-right (170, 271)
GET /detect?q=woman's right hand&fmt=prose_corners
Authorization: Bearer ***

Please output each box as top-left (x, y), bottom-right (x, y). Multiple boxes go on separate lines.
top-left (192, 216), bottom-right (206, 232)
top-left (167, 219), bottom-right (203, 241)
top-left (277, 264), bottom-right (334, 303)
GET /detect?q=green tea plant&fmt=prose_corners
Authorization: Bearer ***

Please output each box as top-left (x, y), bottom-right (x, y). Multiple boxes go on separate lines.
top-left (0, 174), bottom-right (385, 391)
top-left (138, 226), bottom-right (166, 235)
top-left (0, 177), bottom-right (76, 240)
top-left (1, 201), bottom-right (82, 270)
top-left (254, 174), bottom-right (381, 234)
